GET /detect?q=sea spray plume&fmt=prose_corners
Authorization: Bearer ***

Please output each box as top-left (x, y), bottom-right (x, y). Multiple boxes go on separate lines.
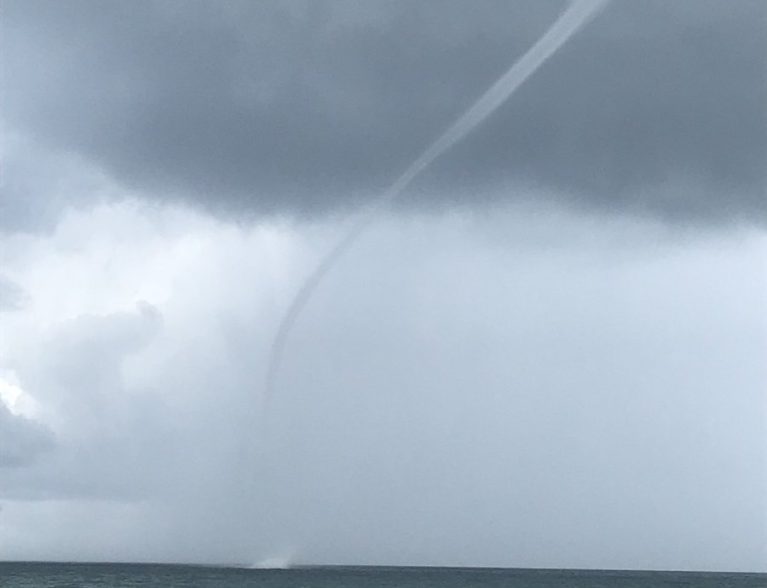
top-left (264, 0), bottom-right (610, 408)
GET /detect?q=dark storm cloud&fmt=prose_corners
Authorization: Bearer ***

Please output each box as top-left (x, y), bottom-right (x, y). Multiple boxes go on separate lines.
top-left (2, 0), bottom-right (765, 222)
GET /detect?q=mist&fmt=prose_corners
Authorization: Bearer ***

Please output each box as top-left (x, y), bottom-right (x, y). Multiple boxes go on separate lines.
top-left (1, 196), bottom-right (765, 570)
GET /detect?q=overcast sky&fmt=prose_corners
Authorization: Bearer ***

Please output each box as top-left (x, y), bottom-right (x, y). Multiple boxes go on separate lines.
top-left (1, 0), bottom-right (766, 572)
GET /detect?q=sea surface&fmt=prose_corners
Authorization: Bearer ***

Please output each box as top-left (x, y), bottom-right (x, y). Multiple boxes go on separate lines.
top-left (1, 563), bottom-right (765, 588)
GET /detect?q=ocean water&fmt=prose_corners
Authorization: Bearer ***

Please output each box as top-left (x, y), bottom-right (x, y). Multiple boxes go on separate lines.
top-left (0, 563), bottom-right (765, 588)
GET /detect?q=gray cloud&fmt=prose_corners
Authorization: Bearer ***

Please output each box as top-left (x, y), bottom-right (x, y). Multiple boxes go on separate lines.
top-left (1, 302), bottom-right (165, 500)
top-left (0, 130), bottom-right (109, 234)
top-left (0, 276), bottom-right (26, 311)
top-left (0, 402), bottom-right (55, 468)
top-left (2, 0), bottom-right (765, 225)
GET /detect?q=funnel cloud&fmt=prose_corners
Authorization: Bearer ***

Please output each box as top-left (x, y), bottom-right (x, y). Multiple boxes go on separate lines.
top-left (265, 0), bottom-right (610, 407)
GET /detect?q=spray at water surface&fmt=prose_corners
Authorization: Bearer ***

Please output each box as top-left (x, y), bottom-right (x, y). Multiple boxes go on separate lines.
top-left (264, 0), bottom-right (611, 410)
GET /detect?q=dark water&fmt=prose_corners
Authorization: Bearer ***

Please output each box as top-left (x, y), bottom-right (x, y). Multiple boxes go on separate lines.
top-left (0, 563), bottom-right (764, 588)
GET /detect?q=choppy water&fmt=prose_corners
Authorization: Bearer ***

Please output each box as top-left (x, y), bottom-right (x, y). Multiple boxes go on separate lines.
top-left (1, 563), bottom-right (765, 588)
